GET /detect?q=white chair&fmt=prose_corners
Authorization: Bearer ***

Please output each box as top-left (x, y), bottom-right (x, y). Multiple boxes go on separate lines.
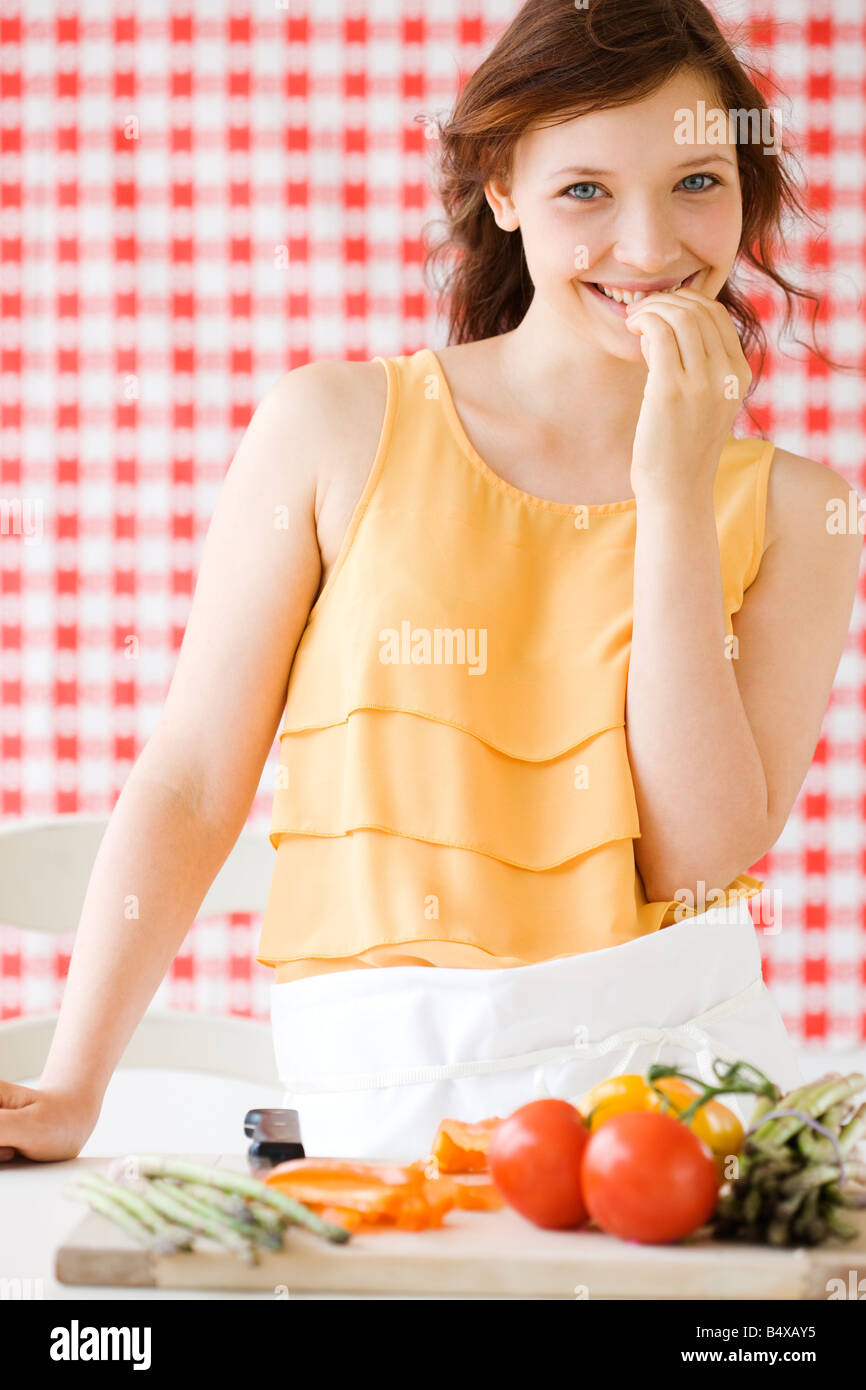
top-left (0, 815), bottom-right (284, 1154)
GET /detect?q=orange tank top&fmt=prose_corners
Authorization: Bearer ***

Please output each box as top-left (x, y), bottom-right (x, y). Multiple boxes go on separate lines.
top-left (257, 346), bottom-right (770, 983)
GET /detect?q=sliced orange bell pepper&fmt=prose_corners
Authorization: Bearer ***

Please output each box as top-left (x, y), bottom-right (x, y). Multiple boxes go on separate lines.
top-left (452, 1176), bottom-right (505, 1211)
top-left (267, 1157), bottom-right (416, 1187)
top-left (265, 1156), bottom-right (460, 1231)
top-left (429, 1116), bottom-right (502, 1173)
top-left (315, 1206), bottom-right (366, 1232)
top-left (394, 1191), bottom-right (438, 1231)
top-left (422, 1181), bottom-right (460, 1226)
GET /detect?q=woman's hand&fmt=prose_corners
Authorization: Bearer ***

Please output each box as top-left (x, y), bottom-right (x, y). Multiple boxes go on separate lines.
top-left (623, 286), bottom-right (752, 501)
top-left (0, 1079), bottom-right (100, 1163)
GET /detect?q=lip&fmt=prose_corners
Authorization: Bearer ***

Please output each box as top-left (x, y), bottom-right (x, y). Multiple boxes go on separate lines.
top-left (581, 269), bottom-right (701, 317)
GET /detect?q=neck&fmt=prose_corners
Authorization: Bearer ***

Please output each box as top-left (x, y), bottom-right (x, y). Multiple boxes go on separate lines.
top-left (493, 297), bottom-right (650, 461)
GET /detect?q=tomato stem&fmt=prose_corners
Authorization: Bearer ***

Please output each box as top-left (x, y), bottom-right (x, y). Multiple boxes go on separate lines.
top-left (645, 1059), bottom-right (781, 1127)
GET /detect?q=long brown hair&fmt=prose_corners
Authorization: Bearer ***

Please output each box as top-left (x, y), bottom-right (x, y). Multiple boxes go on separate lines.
top-left (419, 0), bottom-right (847, 412)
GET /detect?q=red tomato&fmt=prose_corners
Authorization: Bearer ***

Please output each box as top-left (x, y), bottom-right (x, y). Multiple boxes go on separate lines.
top-left (580, 1109), bottom-right (719, 1244)
top-left (487, 1099), bottom-right (590, 1230)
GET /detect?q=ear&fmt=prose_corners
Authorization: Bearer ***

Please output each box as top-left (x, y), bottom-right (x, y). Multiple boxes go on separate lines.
top-left (484, 174), bottom-right (520, 231)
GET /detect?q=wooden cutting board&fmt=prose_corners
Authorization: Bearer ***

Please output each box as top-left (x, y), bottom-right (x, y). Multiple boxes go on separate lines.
top-left (54, 1155), bottom-right (866, 1299)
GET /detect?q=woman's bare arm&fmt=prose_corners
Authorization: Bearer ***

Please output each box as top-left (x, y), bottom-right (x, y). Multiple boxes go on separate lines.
top-left (0, 363), bottom-right (346, 1161)
top-left (627, 454), bottom-right (862, 905)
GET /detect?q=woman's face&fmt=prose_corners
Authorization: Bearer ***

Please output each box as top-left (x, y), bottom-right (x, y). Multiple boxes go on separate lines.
top-left (484, 68), bottom-right (744, 360)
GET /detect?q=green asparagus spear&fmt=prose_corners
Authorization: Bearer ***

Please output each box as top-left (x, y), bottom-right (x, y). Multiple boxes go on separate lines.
top-left (757, 1177), bottom-right (810, 1245)
top-left (838, 1102), bottom-right (866, 1155)
top-left (714, 1188), bottom-right (742, 1222)
top-left (750, 1075), bottom-right (866, 1149)
top-left (747, 1093), bottom-right (782, 1127)
top-left (823, 1180), bottom-right (866, 1209)
top-left (738, 1142), bottom-right (801, 1182)
top-left (749, 1153), bottom-right (799, 1185)
top-left (742, 1187), bottom-right (763, 1224)
top-left (822, 1202), bottom-right (859, 1241)
top-left (745, 1076), bottom-right (842, 1132)
top-left (246, 1199), bottom-right (286, 1235)
top-left (64, 1182), bottom-right (160, 1250)
top-left (813, 1075), bottom-right (866, 1116)
top-left (138, 1177), bottom-right (258, 1263)
top-left (78, 1173), bottom-right (193, 1250)
top-left (779, 1162), bottom-right (842, 1195)
top-left (179, 1180), bottom-right (254, 1224)
top-left (150, 1178), bottom-right (283, 1252)
top-left (790, 1186), bottom-right (821, 1243)
top-left (765, 1218), bottom-right (791, 1247)
top-left (795, 1102), bottom-right (847, 1162)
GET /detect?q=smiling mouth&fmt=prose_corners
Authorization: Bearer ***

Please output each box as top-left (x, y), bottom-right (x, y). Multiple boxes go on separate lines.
top-left (582, 269), bottom-right (702, 315)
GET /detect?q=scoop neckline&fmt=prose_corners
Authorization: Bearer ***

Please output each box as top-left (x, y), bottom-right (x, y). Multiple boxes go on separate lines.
top-left (422, 346), bottom-right (639, 516)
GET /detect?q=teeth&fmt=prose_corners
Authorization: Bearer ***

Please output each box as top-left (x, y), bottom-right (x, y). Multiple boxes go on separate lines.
top-left (596, 279), bottom-right (684, 304)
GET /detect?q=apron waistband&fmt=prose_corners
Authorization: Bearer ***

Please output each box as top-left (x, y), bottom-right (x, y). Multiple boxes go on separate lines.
top-left (276, 974), bottom-right (767, 1095)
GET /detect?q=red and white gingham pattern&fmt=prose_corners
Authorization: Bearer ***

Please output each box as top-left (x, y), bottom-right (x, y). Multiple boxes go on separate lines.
top-left (0, 1), bottom-right (863, 1048)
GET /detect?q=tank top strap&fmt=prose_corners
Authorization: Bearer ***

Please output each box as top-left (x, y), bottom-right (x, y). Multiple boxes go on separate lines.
top-left (713, 434), bottom-right (776, 641)
top-left (298, 349), bottom-right (435, 634)
top-left (370, 347), bottom-right (457, 489)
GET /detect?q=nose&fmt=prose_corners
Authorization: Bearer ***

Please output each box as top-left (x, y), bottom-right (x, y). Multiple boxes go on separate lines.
top-left (610, 200), bottom-right (682, 276)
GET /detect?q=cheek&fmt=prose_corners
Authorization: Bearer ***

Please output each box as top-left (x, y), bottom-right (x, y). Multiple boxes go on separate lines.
top-left (704, 227), bottom-right (740, 267)
top-left (688, 195), bottom-right (742, 264)
top-left (522, 211), bottom-right (599, 279)
top-left (563, 226), bottom-right (600, 278)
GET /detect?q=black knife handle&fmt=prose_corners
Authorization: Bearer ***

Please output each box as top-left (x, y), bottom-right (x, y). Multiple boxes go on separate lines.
top-left (243, 1107), bottom-right (305, 1169)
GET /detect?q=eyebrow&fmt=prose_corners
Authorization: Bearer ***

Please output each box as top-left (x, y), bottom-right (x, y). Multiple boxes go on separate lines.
top-left (548, 155), bottom-right (737, 178)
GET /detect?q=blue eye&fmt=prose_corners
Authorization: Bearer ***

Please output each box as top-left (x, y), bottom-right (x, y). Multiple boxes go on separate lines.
top-left (559, 173), bottom-right (721, 201)
top-left (679, 173), bottom-right (720, 192)
top-left (561, 182), bottom-right (601, 200)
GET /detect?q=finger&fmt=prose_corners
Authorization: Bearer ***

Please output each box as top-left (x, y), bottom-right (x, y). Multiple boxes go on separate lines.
top-left (654, 289), bottom-right (749, 401)
top-left (0, 1147), bottom-right (17, 1162)
top-left (0, 1111), bottom-right (27, 1152)
top-left (625, 300), bottom-right (707, 374)
top-left (624, 310), bottom-right (685, 376)
top-left (0, 1081), bottom-right (33, 1149)
top-left (626, 295), bottom-right (716, 367)
top-left (0, 1078), bottom-right (30, 1107)
top-left (663, 286), bottom-right (743, 360)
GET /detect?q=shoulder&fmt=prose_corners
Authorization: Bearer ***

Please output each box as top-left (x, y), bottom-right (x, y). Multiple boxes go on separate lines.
top-left (756, 447), bottom-right (863, 617)
top-left (764, 444), bottom-right (863, 559)
top-left (264, 356), bottom-right (387, 436)
top-left (258, 357), bottom-right (389, 494)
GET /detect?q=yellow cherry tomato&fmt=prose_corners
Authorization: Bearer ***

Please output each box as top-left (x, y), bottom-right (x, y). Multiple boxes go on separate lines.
top-left (577, 1073), bottom-right (743, 1178)
top-left (577, 1075), bottom-right (650, 1130)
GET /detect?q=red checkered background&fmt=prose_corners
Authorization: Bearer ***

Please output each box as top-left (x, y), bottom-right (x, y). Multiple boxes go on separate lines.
top-left (0, 1), bottom-right (864, 1052)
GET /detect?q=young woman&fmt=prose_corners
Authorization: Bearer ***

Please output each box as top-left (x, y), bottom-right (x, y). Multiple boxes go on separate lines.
top-left (1, 0), bottom-right (861, 1164)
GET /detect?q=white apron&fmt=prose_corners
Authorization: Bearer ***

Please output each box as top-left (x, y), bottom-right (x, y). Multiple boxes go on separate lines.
top-left (269, 897), bottom-right (804, 1161)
